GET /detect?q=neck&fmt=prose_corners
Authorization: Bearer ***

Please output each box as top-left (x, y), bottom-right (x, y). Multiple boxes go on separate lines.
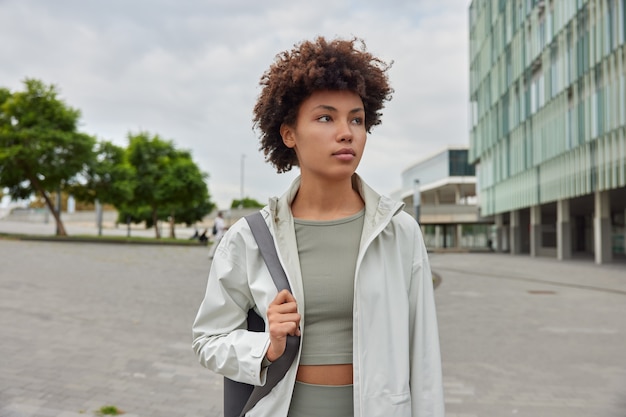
top-left (291, 174), bottom-right (363, 220)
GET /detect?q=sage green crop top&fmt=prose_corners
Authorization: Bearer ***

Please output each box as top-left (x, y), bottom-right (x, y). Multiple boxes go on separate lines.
top-left (294, 209), bottom-right (364, 365)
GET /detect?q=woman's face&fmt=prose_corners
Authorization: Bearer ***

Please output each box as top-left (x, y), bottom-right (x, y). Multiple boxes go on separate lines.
top-left (281, 90), bottom-right (367, 183)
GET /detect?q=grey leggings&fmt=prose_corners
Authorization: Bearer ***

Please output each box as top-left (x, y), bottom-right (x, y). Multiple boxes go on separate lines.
top-left (287, 381), bottom-right (353, 417)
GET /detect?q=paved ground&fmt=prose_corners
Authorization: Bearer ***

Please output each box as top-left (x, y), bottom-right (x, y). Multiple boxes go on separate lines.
top-left (0, 239), bottom-right (217, 417)
top-left (430, 252), bottom-right (626, 417)
top-left (0, 228), bottom-right (625, 416)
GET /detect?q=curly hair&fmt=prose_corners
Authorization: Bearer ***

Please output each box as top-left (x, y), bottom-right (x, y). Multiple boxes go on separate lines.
top-left (252, 36), bottom-right (393, 173)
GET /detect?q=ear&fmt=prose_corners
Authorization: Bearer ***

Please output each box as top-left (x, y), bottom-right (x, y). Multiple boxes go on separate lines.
top-left (280, 123), bottom-right (296, 149)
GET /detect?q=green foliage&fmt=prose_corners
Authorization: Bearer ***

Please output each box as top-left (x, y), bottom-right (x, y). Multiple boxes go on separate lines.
top-left (117, 132), bottom-right (213, 238)
top-left (164, 155), bottom-right (215, 226)
top-left (231, 197), bottom-right (264, 209)
top-left (0, 78), bottom-right (96, 235)
top-left (95, 405), bottom-right (124, 415)
top-left (69, 140), bottom-right (135, 207)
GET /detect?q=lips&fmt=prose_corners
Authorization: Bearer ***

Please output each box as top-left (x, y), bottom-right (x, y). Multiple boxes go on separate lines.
top-left (332, 148), bottom-right (356, 156)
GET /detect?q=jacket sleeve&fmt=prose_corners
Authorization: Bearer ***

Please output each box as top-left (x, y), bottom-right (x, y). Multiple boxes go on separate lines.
top-left (192, 225), bottom-right (272, 386)
top-left (409, 225), bottom-right (445, 416)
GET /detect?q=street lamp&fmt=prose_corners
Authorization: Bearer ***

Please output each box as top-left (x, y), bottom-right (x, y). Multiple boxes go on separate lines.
top-left (413, 179), bottom-right (421, 223)
top-left (239, 154), bottom-right (246, 209)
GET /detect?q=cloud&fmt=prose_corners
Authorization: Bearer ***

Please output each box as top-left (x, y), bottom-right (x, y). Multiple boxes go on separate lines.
top-left (0, 0), bottom-right (470, 207)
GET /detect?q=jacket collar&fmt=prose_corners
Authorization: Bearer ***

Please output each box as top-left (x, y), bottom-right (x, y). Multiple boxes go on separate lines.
top-left (267, 173), bottom-right (405, 229)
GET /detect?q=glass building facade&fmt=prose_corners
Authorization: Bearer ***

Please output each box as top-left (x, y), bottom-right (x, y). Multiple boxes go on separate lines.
top-left (469, 0), bottom-right (626, 263)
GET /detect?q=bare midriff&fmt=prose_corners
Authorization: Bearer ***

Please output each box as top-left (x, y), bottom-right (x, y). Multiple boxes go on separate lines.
top-left (296, 364), bottom-right (353, 385)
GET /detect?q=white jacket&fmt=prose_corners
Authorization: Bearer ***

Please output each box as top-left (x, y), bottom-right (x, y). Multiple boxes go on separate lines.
top-left (192, 175), bottom-right (444, 416)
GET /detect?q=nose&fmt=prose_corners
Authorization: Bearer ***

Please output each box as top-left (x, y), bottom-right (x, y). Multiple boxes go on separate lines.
top-left (337, 121), bottom-right (353, 143)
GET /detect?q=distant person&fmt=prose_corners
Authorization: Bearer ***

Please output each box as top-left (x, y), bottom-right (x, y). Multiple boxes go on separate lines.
top-left (198, 228), bottom-right (208, 243)
top-left (207, 211), bottom-right (226, 259)
top-left (193, 37), bottom-right (444, 416)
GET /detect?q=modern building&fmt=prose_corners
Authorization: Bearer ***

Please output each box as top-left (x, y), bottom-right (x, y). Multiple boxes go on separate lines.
top-left (398, 147), bottom-right (492, 250)
top-left (468, 0), bottom-right (626, 264)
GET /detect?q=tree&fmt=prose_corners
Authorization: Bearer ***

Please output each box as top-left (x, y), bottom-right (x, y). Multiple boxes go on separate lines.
top-left (73, 141), bottom-right (135, 204)
top-left (120, 132), bottom-right (213, 238)
top-left (0, 79), bottom-right (96, 236)
top-left (68, 140), bottom-right (135, 235)
top-left (159, 150), bottom-right (214, 238)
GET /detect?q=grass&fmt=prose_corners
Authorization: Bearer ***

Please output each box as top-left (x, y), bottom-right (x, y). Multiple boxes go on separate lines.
top-left (0, 231), bottom-right (209, 247)
top-left (95, 405), bottom-right (124, 415)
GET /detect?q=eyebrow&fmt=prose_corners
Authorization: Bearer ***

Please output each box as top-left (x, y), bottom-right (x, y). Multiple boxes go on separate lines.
top-left (313, 104), bottom-right (364, 114)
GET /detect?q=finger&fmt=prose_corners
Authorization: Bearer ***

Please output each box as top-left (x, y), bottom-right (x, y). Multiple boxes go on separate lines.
top-left (270, 312), bottom-right (300, 324)
top-left (270, 321), bottom-right (300, 338)
top-left (270, 324), bottom-right (300, 339)
top-left (280, 290), bottom-right (297, 303)
top-left (271, 289), bottom-right (296, 305)
top-left (267, 311), bottom-right (299, 330)
top-left (269, 302), bottom-right (298, 315)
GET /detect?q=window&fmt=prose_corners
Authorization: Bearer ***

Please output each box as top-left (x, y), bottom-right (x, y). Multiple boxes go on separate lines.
top-left (618, 74), bottom-right (626, 125)
top-left (539, 16), bottom-right (546, 49)
top-left (503, 91), bottom-right (510, 134)
top-left (513, 86), bottom-right (520, 127)
top-left (547, 1), bottom-right (553, 41)
top-left (622, 0), bottom-right (626, 44)
top-left (606, 0), bottom-right (615, 52)
top-left (577, 80), bottom-right (585, 145)
top-left (594, 68), bottom-right (604, 138)
top-left (576, 5), bottom-right (589, 78)
top-left (470, 100), bottom-right (478, 128)
top-left (538, 72), bottom-right (545, 109)
top-left (566, 26), bottom-right (573, 83)
top-left (449, 150), bottom-right (476, 177)
top-left (506, 47), bottom-right (512, 87)
top-left (523, 74), bottom-right (531, 120)
top-left (530, 67), bottom-right (543, 114)
top-left (567, 107), bottom-right (574, 150)
top-left (531, 78), bottom-right (537, 114)
top-left (550, 45), bottom-right (558, 98)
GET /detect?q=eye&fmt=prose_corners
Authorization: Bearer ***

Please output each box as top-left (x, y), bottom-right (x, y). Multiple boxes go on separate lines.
top-left (317, 115), bottom-right (331, 123)
top-left (351, 117), bottom-right (364, 125)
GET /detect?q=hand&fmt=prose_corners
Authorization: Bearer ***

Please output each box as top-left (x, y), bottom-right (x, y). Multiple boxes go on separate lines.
top-left (265, 289), bottom-right (301, 362)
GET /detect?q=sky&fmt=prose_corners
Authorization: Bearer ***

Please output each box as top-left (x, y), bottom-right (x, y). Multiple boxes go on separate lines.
top-left (0, 0), bottom-right (471, 209)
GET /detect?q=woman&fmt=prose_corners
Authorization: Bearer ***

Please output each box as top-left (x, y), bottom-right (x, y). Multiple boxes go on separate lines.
top-left (193, 36), bottom-right (444, 417)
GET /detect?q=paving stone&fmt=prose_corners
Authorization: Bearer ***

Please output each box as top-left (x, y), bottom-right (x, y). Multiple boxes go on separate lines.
top-left (1, 237), bottom-right (625, 416)
top-left (431, 252), bottom-right (626, 417)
